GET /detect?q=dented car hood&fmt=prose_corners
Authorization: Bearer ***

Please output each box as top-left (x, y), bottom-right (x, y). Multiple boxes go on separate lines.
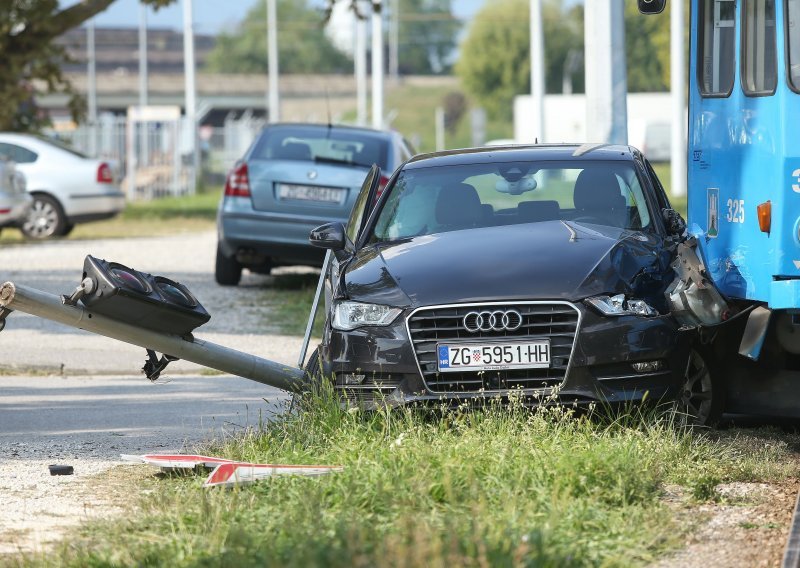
top-left (344, 220), bottom-right (674, 308)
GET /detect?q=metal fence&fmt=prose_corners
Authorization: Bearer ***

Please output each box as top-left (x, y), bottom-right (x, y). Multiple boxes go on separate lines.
top-left (49, 113), bottom-right (265, 200)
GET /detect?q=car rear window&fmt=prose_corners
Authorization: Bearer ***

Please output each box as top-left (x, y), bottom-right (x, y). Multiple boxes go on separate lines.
top-left (372, 161), bottom-right (653, 242)
top-left (35, 136), bottom-right (90, 159)
top-left (250, 126), bottom-right (390, 169)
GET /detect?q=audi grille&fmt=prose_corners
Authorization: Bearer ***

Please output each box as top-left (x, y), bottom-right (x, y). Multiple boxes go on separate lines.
top-left (406, 301), bottom-right (581, 394)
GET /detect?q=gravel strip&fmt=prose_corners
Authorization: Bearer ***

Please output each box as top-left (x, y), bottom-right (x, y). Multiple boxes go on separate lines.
top-left (0, 230), bottom-right (310, 375)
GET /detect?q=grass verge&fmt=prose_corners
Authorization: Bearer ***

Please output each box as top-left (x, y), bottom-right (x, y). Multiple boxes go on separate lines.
top-left (255, 272), bottom-right (326, 337)
top-left (0, 191), bottom-right (219, 244)
top-left (21, 393), bottom-right (798, 567)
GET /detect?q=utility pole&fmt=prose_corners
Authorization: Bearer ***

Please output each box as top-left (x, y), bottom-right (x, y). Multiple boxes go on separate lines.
top-left (355, 4), bottom-right (368, 126)
top-left (138, 4), bottom-right (148, 107)
top-left (266, 0), bottom-right (280, 122)
top-left (670, 0), bottom-right (687, 197)
top-left (87, 18), bottom-right (98, 156)
top-left (138, 5), bottom-right (148, 167)
top-left (529, 0), bottom-right (545, 142)
top-left (183, 0), bottom-right (198, 194)
top-left (435, 107), bottom-right (445, 151)
top-left (371, 1), bottom-right (384, 129)
top-left (584, 0), bottom-right (627, 144)
top-left (389, 0), bottom-right (399, 79)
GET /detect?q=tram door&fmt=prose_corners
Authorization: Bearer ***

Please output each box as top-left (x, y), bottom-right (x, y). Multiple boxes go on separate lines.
top-left (687, 0), bottom-right (800, 309)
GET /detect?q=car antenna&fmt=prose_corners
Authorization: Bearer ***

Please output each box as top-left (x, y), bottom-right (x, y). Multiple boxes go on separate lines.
top-left (325, 87), bottom-right (333, 130)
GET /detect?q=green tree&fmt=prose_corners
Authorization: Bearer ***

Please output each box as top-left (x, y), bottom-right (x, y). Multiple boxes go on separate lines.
top-left (456, 0), bottom-right (687, 119)
top-left (624, 0), bottom-right (667, 91)
top-left (456, 0), bottom-right (584, 120)
top-left (206, 0), bottom-right (352, 74)
top-left (0, 0), bottom-right (172, 132)
top-left (396, 0), bottom-right (459, 74)
top-left (647, 0), bottom-right (691, 88)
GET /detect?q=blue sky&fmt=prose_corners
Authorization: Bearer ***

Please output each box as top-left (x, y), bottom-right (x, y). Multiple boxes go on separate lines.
top-left (61, 0), bottom-right (491, 35)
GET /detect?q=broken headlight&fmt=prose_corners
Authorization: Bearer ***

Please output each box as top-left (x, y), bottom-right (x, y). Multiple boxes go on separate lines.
top-left (332, 301), bottom-right (402, 331)
top-left (585, 294), bottom-right (658, 317)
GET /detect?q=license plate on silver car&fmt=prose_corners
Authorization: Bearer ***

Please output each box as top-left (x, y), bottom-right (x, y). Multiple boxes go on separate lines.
top-left (437, 341), bottom-right (551, 373)
top-left (278, 183), bottom-right (344, 204)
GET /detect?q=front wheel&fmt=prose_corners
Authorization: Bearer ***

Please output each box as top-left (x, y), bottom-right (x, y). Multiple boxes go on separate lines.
top-left (21, 194), bottom-right (67, 239)
top-left (214, 244), bottom-right (242, 286)
top-left (291, 347), bottom-right (323, 411)
top-left (676, 348), bottom-right (724, 427)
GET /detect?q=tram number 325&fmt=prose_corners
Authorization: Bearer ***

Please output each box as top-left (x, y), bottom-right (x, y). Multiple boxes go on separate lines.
top-left (726, 199), bottom-right (745, 224)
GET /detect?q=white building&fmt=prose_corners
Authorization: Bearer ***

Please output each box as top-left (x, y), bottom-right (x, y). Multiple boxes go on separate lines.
top-left (514, 92), bottom-right (678, 162)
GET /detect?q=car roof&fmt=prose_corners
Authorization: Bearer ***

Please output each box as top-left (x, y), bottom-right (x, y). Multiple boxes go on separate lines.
top-left (263, 122), bottom-right (397, 139)
top-left (404, 143), bottom-right (639, 169)
top-left (0, 132), bottom-right (79, 155)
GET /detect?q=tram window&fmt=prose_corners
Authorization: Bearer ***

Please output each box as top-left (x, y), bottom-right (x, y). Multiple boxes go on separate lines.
top-left (743, 0), bottom-right (778, 95)
top-left (699, 0), bottom-right (737, 96)
top-left (789, 0), bottom-right (800, 91)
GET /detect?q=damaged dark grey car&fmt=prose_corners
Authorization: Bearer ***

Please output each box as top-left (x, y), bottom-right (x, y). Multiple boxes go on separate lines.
top-left (305, 145), bottom-right (713, 421)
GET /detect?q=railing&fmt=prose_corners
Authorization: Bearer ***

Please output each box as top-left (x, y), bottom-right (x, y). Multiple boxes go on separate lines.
top-left (46, 113), bottom-right (266, 200)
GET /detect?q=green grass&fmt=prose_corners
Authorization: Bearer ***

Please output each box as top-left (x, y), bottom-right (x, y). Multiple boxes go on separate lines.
top-left (0, 190), bottom-right (220, 244)
top-left (251, 272), bottom-right (326, 337)
top-left (23, 396), bottom-right (798, 567)
top-left (117, 190), bottom-right (221, 221)
top-left (651, 163), bottom-right (687, 217)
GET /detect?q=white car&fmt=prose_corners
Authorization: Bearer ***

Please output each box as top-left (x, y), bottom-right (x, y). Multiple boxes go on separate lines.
top-left (0, 133), bottom-right (125, 238)
top-left (0, 157), bottom-right (32, 235)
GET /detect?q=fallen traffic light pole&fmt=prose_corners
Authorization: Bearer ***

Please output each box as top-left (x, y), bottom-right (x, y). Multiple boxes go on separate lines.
top-left (0, 279), bottom-right (309, 393)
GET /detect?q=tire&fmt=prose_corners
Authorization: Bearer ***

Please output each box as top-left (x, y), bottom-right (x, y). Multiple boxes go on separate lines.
top-left (677, 348), bottom-right (724, 427)
top-left (215, 244), bottom-right (242, 286)
top-left (57, 223), bottom-right (75, 237)
top-left (291, 347), bottom-right (323, 411)
top-left (21, 194), bottom-right (67, 239)
top-left (304, 347), bottom-right (322, 381)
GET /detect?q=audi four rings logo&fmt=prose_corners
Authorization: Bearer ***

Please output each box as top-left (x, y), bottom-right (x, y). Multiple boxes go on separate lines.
top-left (463, 310), bottom-right (523, 333)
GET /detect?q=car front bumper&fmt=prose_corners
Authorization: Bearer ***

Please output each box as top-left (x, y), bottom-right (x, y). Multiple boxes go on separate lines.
top-left (318, 303), bottom-right (694, 410)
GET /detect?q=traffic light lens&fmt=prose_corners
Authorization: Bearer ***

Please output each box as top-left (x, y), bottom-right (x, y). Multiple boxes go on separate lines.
top-left (110, 267), bottom-right (149, 294)
top-left (157, 280), bottom-right (196, 308)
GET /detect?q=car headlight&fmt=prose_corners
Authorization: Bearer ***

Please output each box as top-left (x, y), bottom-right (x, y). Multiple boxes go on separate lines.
top-left (332, 301), bottom-right (402, 330)
top-left (585, 294), bottom-right (658, 317)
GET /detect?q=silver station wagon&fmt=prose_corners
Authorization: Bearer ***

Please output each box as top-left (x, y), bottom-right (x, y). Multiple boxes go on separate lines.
top-left (215, 123), bottom-right (414, 286)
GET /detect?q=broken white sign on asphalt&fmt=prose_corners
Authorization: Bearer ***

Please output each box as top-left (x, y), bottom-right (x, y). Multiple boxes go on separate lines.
top-left (121, 454), bottom-right (344, 488)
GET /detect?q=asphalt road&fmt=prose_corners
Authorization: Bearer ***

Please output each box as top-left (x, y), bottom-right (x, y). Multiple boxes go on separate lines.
top-left (0, 374), bottom-right (286, 460)
top-left (0, 230), bottom-right (304, 458)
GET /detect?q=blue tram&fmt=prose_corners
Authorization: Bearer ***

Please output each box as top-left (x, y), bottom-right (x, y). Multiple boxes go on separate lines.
top-left (641, 0), bottom-right (800, 417)
top-left (688, 0), bottom-right (800, 308)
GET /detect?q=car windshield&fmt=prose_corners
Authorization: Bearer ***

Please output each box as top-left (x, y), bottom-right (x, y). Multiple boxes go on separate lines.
top-left (250, 126), bottom-right (390, 169)
top-left (372, 160), bottom-right (653, 242)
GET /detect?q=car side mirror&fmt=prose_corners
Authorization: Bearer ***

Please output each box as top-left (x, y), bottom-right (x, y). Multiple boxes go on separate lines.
top-left (310, 222), bottom-right (351, 260)
top-left (662, 208), bottom-right (686, 236)
top-left (637, 0), bottom-right (666, 14)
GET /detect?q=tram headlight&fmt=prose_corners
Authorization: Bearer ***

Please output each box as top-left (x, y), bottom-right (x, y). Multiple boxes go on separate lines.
top-left (79, 255), bottom-right (210, 336)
